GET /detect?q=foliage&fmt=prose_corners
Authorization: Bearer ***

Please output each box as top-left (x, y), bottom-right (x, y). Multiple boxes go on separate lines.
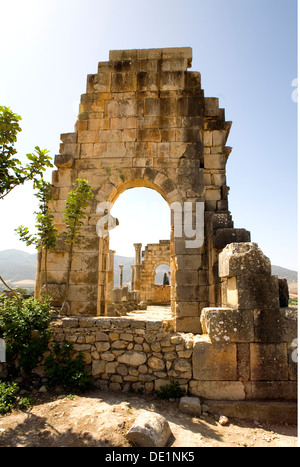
top-left (289, 298), bottom-right (298, 306)
top-left (0, 295), bottom-right (52, 375)
top-left (163, 272), bottom-right (170, 286)
top-left (60, 179), bottom-right (94, 313)
top-left (63, 178), bottom-right (94, 246)
top-left (17, 394), bottom-right (36, 410)
top-left (0, 381), bottom-right (35, 414)
top-left (15, 179), bottom-right (57, 293)
top-left (0, 381), bottom-right (19, 414)
top-left (16, 179), bottom-right (57, 251)
top-left (155, 380), bottom-right (186, 400)
top-left (0, 106), bottom-right (53, 200)
top-left (44, 341), bottom-right (93, 394)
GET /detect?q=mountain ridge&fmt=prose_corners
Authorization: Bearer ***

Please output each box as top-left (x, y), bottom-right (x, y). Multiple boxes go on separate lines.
top-left (0, 249), bottom-right (297, 289)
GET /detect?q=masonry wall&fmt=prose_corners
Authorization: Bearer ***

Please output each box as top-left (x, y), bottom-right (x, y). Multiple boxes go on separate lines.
top-left (140, 240), bottom-right (171, 303)
top-left (36, 309), bottom-right (296, 402)
top-left (36, 47), bottom-right (238, 334)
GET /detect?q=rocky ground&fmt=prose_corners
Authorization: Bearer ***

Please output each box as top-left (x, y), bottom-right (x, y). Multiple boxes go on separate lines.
top-left (0, 389), bottom-right (297, 448)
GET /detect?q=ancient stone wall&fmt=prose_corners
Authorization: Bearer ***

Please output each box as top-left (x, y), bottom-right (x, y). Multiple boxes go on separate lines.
top-left (1, 243), bottom-right (296, 407)
top-left (153, 285), bottom-right (170, 304)
top-left (140, 240), bottom-right (170, 303)
top-left (37, 47), bottom-right (241, 333)
top-left (36, 280), bottom-right (296, 402)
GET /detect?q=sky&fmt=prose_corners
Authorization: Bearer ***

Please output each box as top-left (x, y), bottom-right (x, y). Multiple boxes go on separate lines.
top-left (0, 0), bottom-right (298, 270)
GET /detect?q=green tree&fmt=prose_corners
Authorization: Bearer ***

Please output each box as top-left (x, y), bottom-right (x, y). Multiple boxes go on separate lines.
top-left (163, 272), bottom-right (170, 285)
top-left (15, 179), bottom-right (58, 293)
top-left (0, 106), bottom-right (53, 200)
top-left (61, 179), bottom-right (94, 314)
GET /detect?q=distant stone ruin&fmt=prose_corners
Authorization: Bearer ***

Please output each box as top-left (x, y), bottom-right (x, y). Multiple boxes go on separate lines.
top-left (30, 48), bottom-right (297, 413)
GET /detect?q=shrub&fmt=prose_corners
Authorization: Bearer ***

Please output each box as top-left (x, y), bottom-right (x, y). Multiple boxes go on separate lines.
top-left (0, 295), bottom-right (52, 375)
top-left (155, 380), bottom-right (186, 400)
top-left (0, 381), bottom-right (36, 414)
top-left (44, 341), bottom-right (93, 394)
top-left (0, 381), bottom-right (19, 414)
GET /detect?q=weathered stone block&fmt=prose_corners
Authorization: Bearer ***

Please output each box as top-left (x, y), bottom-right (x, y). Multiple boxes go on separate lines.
top-left (244, 381), bottom-right (297, 401)
top-left (219, 242), bottom-right (271, 278)
top-left (126, 412), bottom-right (172, 447)
top-left (176, 302), bottom-right (199, 318)
top-left (204, 154), bottom-right (226, 169)
top-left (95, 342), bottom-right (110, 352)
top-left (117, 351), bottom-right (147, 367)
top-left (173, 358), bottom-right (192, 374)
top-left (148, 356), bottom-right (165, 371)
top-left (111, 73), bottom-right (137, 92)
top-left (92, 360), bottom-right (106, 376)
top-left (204, 98), bottom-right (219, 117)
top-left (277, 278), bottom-right (289, 307)
top-left (235, 274), bottom-right (279, 310)
top-left (193, 339), bottom-right (237, 381)
top-left (201, 307), bottom-right (255, 343)
top-left (250, 343), bottom-right (289, 381)
top-left (87, 73), bottom-right (111, 92)
top-left (40, 283), bottom-right (66, 306)
top-left (54, 154), bottom-right (74, 168)
top-left (189, 380), bottom-right (245, 401)
top-left (213, 228), bottom-right (251, 249)
top-left (254, 308), bottom-right (297, 343)
top-left (179, 396), bottom-right (201, 416)
top-left (175, 316), bottom-right (201, 334)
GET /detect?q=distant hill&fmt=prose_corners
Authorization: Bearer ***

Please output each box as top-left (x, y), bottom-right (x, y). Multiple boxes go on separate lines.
top-left (113, 255), bottom-right (134, 287)
top-left (0, 249), bottom-right (297, 292)
top-left (271, 265), bottom-right (297, 284)
top-left (0, 249), bottom-right (37, 289)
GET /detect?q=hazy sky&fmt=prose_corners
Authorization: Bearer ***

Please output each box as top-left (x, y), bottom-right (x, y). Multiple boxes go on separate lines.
top-left (0, 0), bottom-right (298, 270)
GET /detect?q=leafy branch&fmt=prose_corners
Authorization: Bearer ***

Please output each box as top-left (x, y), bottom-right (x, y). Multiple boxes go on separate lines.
top-left (60, 179), bottom-right (94, 314)
top-left (0, 106), bottom-right (53, 200)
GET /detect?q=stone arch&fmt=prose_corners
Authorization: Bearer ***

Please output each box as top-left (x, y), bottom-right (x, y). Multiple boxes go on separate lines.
top-left (38, 47), bottom-right (243, 334)
top-left (154, 264), bottom-right (171, 285)
top-left (139, 241), bottom-right (171, 304)
top-left (106, 173), bottom-right (181, 206)
top-left (97, 181), bottom-right (174, 315)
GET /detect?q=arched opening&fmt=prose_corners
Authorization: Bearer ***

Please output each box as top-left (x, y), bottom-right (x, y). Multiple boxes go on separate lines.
top-left (109, 187), bottom-right (170, 257)
top-left (154, 264), bottom-right (171, 285)
top-left (100, 185), bottom-right (174, 317)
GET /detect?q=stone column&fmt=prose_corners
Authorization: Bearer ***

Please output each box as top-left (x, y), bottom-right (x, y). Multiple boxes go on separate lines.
top-left (131, 265), bottom-right (135, 291)
top-left (133, 243), bottom-right (142, 292)
top-left (134, 243), bottom-right (142, 266)
top-left (107, 250), bottom-right (115, 304)
top-left (119, 265), bottom-right (124, 288)
top-left (97, 236), bottom-right (109, 316)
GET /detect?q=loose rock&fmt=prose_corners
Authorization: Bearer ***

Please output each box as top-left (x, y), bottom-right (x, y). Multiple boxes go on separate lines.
top-left (126, 411), bottom-right (172, 447)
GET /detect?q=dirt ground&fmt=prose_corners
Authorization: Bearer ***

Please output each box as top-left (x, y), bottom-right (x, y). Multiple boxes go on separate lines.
top-left (0, 389), bottom-right (297, 448)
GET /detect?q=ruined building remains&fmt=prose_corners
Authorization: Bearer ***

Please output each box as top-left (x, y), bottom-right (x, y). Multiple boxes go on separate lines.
top-left (30, 48), bottom-right (296, 414)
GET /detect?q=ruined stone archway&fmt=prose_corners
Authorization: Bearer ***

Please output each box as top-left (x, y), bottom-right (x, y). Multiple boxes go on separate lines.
top-left (139, 241), bottom-right (171, 304)
top-left (97, 180), bottom-right (176, 316)
top-left (31, 47), bottom-right (297, 405)
top-left (38, 47), bottom-right (252, 333)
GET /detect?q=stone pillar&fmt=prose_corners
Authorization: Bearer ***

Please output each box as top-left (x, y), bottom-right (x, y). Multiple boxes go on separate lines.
top-left (131, 265), bottom-right (135, 291)
top-left (134, 243), bottom-right (142, 292)
top-left (107, 250), bottom-right (115, 304)
top-left (97, 236), bottom-right (109, 316)
top-left (119, 265), bottom-right (124, 288)
top-left (134, 243), bottom-right (142, 266)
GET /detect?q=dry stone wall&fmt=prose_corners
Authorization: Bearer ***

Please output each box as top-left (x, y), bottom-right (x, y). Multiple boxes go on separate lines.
top-left (41, 304), bottom-right (296, 402)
